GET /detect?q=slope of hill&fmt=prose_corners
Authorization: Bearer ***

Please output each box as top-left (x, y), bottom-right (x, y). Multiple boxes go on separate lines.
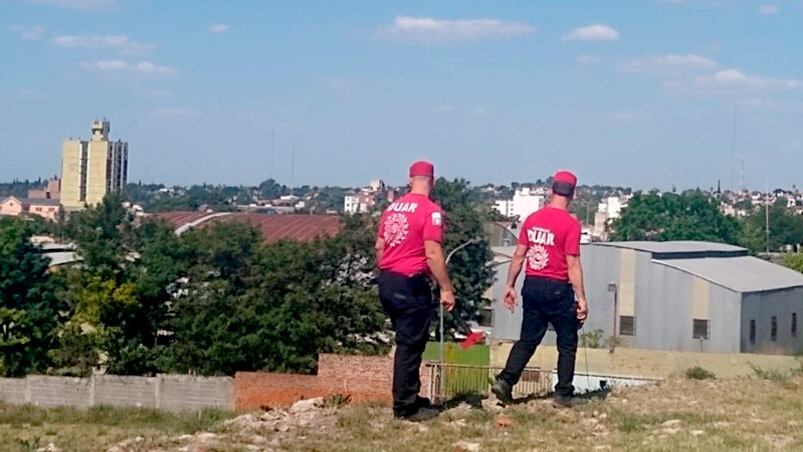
top-left (5, 370), bottom-right (802, 451)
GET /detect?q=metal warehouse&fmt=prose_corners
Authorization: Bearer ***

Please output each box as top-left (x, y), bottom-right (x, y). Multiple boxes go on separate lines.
top-left (491, 241), bottom-right (803, 355)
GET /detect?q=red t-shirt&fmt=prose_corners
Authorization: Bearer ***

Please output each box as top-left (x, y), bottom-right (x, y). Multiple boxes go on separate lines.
top-left (378, 193), bottom-right (444, 276)
top-left (518, 206), bottom-right (581, 281)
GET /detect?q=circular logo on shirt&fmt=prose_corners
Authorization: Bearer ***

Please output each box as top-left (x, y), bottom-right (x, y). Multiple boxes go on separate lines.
top-left (526, 244), bottom-right (549, 271)
top-left (383, 213), bottom-right (409, 248)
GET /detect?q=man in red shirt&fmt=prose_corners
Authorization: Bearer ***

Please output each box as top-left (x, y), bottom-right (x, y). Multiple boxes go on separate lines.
top-left (375, 160), bottom-right (455, 422)
top-left (491, 170), bottom-right (589, 407)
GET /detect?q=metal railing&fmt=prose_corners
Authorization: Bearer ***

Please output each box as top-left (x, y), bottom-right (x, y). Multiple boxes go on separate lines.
top-left (426, 363), bottom-right (552, 403)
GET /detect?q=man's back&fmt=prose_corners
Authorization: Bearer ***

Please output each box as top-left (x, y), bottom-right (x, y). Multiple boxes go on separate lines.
top-left (378, 192), bottom-right (443, 276)
top-left (518, 206), bottom-right (581, 282)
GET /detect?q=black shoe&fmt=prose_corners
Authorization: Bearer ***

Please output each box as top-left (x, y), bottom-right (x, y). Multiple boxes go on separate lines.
top-left (415, 396), bottom-right (432, 409)
top-left (491, 378), bottom-right (514, 405)
top-left (396, 407), bottom-right (439, 422)
top-left (552, 394), bottom-right (589, 408)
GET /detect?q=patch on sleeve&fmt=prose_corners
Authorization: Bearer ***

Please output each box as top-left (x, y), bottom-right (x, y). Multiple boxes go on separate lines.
top-left (431, 211), bottom-right (442, 226)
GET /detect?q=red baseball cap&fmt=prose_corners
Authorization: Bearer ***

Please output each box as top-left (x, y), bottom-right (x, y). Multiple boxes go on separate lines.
top-left (552, 170), bottom-right (577, 196)
top-left (409, 160), bottom-right (435, 178)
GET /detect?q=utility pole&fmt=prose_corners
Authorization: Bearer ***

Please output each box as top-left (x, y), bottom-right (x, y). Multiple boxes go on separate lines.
top-left (765, 188), bottom-right (771, 253)
top-left (269, 129), bottom-right (275, 180)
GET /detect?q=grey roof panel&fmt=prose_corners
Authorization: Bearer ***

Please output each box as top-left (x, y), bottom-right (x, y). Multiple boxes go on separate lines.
top-left (654, 256), bottom-right (803, 293)
top-left (597, 241), bottom-right (746, 254)
top-left (593, 241), bottom-right (748, 259)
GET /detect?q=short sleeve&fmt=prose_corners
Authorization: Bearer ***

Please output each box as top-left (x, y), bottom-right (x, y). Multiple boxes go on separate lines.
top-left (423, 207), bottom-right (444, 243)
top-left (517, 222), bottom-right (529, 247)
top-left (564, 221), bottom-right (581, 256)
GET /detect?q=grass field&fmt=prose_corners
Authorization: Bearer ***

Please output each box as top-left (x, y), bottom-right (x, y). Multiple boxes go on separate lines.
top-left (3, 371), bottom-right (802, 451)
top-left (2, 404), bottom-right (234, 451)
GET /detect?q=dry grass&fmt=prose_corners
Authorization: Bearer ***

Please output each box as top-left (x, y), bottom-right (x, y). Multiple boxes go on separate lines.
top-left (0, 404), bottom-right (233, 451)
top-left (2, 373), bottom-right (802, 451)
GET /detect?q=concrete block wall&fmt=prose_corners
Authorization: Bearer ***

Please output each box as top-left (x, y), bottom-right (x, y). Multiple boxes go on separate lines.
top-left (94, 375), bottom-right (156, 408)
top-left (0, 377), bottom-right (27, 404)
top-left (158, 374), bottom-right (234, 411)
top-left (27, 376), bottom-right (92, 408)
top-left (0, 354), bottom-right (428, 412)
top-left (0, 374), bottom-right (232, 412)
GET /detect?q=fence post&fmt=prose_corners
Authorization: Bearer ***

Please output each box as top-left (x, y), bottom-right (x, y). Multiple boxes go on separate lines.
top-left (89, 374), bottom-right (96, 407)
top-left (155, 374), bottom-right (162, 410)
top-left (24, 376), bottom-right (32, 404)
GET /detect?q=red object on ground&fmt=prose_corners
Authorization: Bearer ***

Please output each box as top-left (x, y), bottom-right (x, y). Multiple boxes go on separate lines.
top-left (453, 314), bottom-right (485, 349)
top-left (459, 331), bottom-right (486, 349)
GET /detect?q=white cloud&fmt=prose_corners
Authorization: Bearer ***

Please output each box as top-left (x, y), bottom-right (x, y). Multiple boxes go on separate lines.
top-left (152, 107), bottom-right (199, 117)
top-left (610, 112), bottom-right (639, 122)
top-left (563, 24), bottom-right (619, 42)
top-left (80, 60), bottom-right (177, 77)
top-left (28, 0), bottom-right (115, 11)
top-left (620, 54), bottom-right (717, 74)
top-left (208, 24), bottom-right (230, 33)
top-left (379, 16), bottom-right (535, 42)
top-left (759, 4), bottom-right (780, 15)
top-left (576, 54), bottom-right (604, 65)
top-left (134, 61), bottom-right (177, 76)
top-left (695, 69), bottom-right (801, 90)
top-left (51, 35), bottom-right (154, 55)
top-left (10, 25), bottom-right (46, 40)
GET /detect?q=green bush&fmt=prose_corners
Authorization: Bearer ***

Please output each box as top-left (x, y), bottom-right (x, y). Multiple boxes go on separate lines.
top-left (685, 366), bottom-right (716, 380)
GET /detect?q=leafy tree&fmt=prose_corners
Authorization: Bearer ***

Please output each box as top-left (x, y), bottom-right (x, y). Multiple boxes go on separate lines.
top-left (62, 193), bottom-right (132, 275)
top-left (782, 253), bottom-right (803, 273)
top-left (609, 191), bottom-right (740, 244)
top-left (258, 179), bottom-right (290, 200)
top-left (50, 272), bottom-right (138, 376)
top-left (432, 178), bottom-right (496, 329)
top-left (0, 217), bottom-right (61, 376)
top-left (739, 205), bottom-right (803, 253)
top-left (162, 219), bottom-right (388, 375)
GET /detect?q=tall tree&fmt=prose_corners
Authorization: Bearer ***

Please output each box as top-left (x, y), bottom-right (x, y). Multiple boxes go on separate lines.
top-left (739, 205), bottom-right (803, 253)
top-left (609, 191), bottom-right (740, 244)
top-left (431, 178), bottom-right (496, 328)
top-left (162, 219), bottom-right (388, 375)
top-left (0, 217), bottom-right (60, 376)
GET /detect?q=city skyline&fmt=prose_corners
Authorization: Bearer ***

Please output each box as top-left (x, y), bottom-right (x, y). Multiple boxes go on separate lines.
top-left (2, 1), bottom-right (803, 190)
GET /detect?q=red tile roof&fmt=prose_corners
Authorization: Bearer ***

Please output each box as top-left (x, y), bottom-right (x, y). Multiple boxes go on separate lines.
top-left (152, 212), bottom-right (342, 244)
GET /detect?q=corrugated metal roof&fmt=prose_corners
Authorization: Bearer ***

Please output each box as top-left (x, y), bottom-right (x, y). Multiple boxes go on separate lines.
top-left (598, 241), bottom-right (745, 253)
top-left (153, 212), bottom-right (342, 244)
top-left (1, 196), bottom-right (61, 207)
top-left (45, 251), bottom-right (82, 267)
top-left (594, 241), bottom-right (747, 259)
top-left (655, 256), bottom-right (803, 293)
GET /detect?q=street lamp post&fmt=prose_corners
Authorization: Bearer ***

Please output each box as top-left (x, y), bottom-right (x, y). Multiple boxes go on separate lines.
top-left (438, 238), bottom-right (480, 400)
top-left (607, 282), bottom-right (618, 354)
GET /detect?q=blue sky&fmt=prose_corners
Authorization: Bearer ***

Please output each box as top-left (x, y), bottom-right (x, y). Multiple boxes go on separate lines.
top-left (2, 0), bottom-right (802, 190)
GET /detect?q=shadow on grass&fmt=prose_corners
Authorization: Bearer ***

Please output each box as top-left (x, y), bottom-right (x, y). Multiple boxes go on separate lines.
top-left (438, 385), bottom-right (611, 412)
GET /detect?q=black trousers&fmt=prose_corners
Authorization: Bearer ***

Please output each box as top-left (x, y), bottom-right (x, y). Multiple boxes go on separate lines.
top-left (378, 271), bottom-right (435, 416)
top-left (499, 276), bottom-right (579, 397)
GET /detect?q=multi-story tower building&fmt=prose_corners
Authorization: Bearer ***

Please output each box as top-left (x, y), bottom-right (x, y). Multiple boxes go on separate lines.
top-left (60, 119), bottom-right (128, 210)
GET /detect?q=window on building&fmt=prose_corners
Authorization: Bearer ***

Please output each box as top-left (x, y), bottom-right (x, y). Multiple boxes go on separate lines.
top-left (771, 316), bottom-right (778, 342)
top-left (693, 319), bottom-right (710, 339)
top-left (793, 313), bottom-right (798, 338)
top-left (749, 319), bottom-right (756, 344)
top-left (619, 315), bottom-right (635, 336)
